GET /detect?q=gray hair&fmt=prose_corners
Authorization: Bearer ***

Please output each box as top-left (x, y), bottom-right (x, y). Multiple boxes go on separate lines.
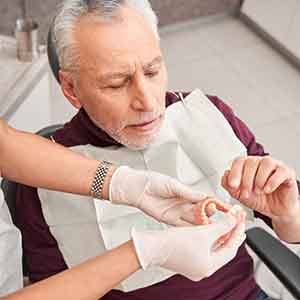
top-left (52, 0), bottom-right (159, 72)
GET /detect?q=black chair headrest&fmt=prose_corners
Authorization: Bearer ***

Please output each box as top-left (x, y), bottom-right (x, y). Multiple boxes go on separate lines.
top-left (47, 25), bottom-right (60, 84)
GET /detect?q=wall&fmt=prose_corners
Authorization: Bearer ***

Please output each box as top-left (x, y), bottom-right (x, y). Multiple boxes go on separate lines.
top-left (241, 0), bottom-right (300, 64)
top-left (0, 0), bottom-right (240, 44)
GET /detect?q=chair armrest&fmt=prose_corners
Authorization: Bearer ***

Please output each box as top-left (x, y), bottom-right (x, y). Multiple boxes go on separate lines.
top-left (246, 227), bottom-right (300, 300)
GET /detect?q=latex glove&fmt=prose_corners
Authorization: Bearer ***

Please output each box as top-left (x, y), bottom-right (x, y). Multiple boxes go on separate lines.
top-left (109, 166), bottom-right (206, 226)
top-left (132, 207), bottom-right (246, 281)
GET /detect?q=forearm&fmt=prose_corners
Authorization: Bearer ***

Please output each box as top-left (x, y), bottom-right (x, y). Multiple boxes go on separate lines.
top-left (3, 240), bottom-right (140, 300)
top-left (272, 196), bottom-right (300, 243)
top-left (0, 121), bottom-right (115, 199)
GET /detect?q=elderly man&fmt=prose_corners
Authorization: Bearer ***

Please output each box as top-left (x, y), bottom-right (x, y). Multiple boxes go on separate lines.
top-left (16, 0), bottom-right (300, 299)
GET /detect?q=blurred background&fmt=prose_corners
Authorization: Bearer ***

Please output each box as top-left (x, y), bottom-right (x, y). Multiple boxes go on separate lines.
top-left (0, 0), bottom-right (300, 177)
top-left (0, 0), bottom-right (241, 43)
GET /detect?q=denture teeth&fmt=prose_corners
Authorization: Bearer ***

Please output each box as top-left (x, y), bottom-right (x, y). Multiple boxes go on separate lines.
top-left (194, 196), bottom-right (232, 225)
top-left (206, 203), bottom-right (217, 213)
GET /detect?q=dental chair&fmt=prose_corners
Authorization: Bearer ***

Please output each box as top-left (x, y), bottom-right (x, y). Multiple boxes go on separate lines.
top-left (46, 23), bottom-right (300, 300)
top-left (247, 226), bottom-right (300, 300)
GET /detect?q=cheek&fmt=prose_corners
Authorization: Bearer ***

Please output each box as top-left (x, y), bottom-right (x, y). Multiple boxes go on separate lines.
top-left (104, 108), bottom-right (129, 131)
top-left (84, 95), bottom-right (130, 131)
top-left (77, 79), bottom-right (131, 133)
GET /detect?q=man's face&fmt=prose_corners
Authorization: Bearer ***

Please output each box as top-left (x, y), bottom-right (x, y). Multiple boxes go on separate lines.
top-left (61, 6), bottom-right (168, 150)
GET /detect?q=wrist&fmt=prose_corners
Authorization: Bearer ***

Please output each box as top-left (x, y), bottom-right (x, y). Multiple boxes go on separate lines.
top-left (131, 228), bottom-right (169, 270)
top-left (272, 207), bottom-right (300, 243)
top-left (125, 239), bottom-right (142, 270)
top-left (102, 164), bottom-right (118, 200)
top-left (272, 213), bottom-right (300, 227)
top-left (272, 196), bottom-right (300, 224)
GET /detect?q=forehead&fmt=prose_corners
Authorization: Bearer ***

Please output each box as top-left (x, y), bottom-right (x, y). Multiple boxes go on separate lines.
top-left (74, 6), bottom-right (161, 73)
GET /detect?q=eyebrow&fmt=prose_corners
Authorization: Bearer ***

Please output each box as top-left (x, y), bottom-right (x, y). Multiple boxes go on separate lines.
top-left (99, 56), bottom-right (163, 82)
top-left (100, 71), bottom-right (132, 82)
top-left (143, 56), bottom-right (163, 71)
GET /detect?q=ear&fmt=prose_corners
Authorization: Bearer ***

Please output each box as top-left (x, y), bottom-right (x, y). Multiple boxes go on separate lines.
top-left (59, 70), bottom-right (82, 109)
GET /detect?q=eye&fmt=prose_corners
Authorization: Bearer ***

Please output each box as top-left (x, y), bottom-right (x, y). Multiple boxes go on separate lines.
top-left (107, 78), bottom-right (130, 90)
top-left (145, 70), bottom-right (159, 78)
top-left (109, 85), bottom-right (124, 90)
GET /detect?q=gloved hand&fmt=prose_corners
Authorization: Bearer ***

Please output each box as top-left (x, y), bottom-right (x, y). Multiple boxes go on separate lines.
top-left (109, 166), bottom-right (206, 226)
top-left (132, 206), bottom-right (246, 281)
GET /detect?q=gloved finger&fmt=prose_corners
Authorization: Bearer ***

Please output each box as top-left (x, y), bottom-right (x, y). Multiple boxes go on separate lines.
top-left (175, 218), bottom-right (194, 227)
top-left (161, 202), bottom-right (200, 226)
top-left (213, 213), bottom-right (246, 252)
top-left (180, 205), bottom-right (198, 225)
top-left (207, 214), bottom-right (237, 245)
top-left (168, 178), bottom-right (207, 203)
top-left (210, 222), bottom-right (246, 270)
top-left (212, 206), bottom-right (246, 247)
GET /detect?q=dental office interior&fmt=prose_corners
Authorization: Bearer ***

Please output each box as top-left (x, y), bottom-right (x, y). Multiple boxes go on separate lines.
top-left (0, 0), bottom-right (300, 299)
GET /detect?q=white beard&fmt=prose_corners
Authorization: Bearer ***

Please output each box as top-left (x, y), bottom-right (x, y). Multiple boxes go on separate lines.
top-left (108, 117), bottom-right (164, 150)
top-left (91, 115), bottom-right (165, 151)
top-left (109, 128), bottom-right (160, 150)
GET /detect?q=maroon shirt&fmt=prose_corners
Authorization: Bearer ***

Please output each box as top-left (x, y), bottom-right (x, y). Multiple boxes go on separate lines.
top-left (16, 92), bottom-right (286, 299)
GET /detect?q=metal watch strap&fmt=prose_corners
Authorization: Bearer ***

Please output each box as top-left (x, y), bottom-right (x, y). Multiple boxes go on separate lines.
top-left (90, 161), bottom-right (112, 199)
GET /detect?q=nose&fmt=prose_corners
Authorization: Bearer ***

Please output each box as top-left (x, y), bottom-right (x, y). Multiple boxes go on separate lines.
top-left (131, 74), bottom-right (157, 112)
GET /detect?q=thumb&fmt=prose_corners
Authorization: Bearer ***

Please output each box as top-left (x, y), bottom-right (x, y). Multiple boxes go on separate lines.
top-left (211, 222), bottom-right (246, 270)
top-left (209, 214), bottom-right (237, 244)
top-left (168, 178), bottom-right (207, 202)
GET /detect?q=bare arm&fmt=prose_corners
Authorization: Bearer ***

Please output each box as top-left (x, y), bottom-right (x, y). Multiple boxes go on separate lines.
top-left (0, 119), bottom-right (115, 199)
top-left (2, 240), bottom-right (140, 300)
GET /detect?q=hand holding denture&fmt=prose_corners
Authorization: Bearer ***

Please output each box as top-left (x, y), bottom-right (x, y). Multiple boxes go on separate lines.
top-left (110, 166), bottom-right (208, 226)
top-left (132, 207), bottom-right (246, 281)
top-left (221, 156), bottom-right (299, 220)
top-left (193, 196), bottom-right (232, 225)
top-left (192, 196), bottom-right (246, 248)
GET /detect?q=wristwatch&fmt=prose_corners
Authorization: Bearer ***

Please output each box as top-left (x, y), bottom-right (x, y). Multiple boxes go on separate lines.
top-left (90, 161), bottom-right (112, 199)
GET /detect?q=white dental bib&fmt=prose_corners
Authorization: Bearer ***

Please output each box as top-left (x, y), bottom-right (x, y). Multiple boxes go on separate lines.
top-left (39, 89), bottom-right (253, 292)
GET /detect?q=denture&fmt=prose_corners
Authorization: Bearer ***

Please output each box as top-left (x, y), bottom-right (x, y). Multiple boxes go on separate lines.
top-left (193, 196), bottom-right (246, 248)
top-left (193, 196), bottom-right (232, 225)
